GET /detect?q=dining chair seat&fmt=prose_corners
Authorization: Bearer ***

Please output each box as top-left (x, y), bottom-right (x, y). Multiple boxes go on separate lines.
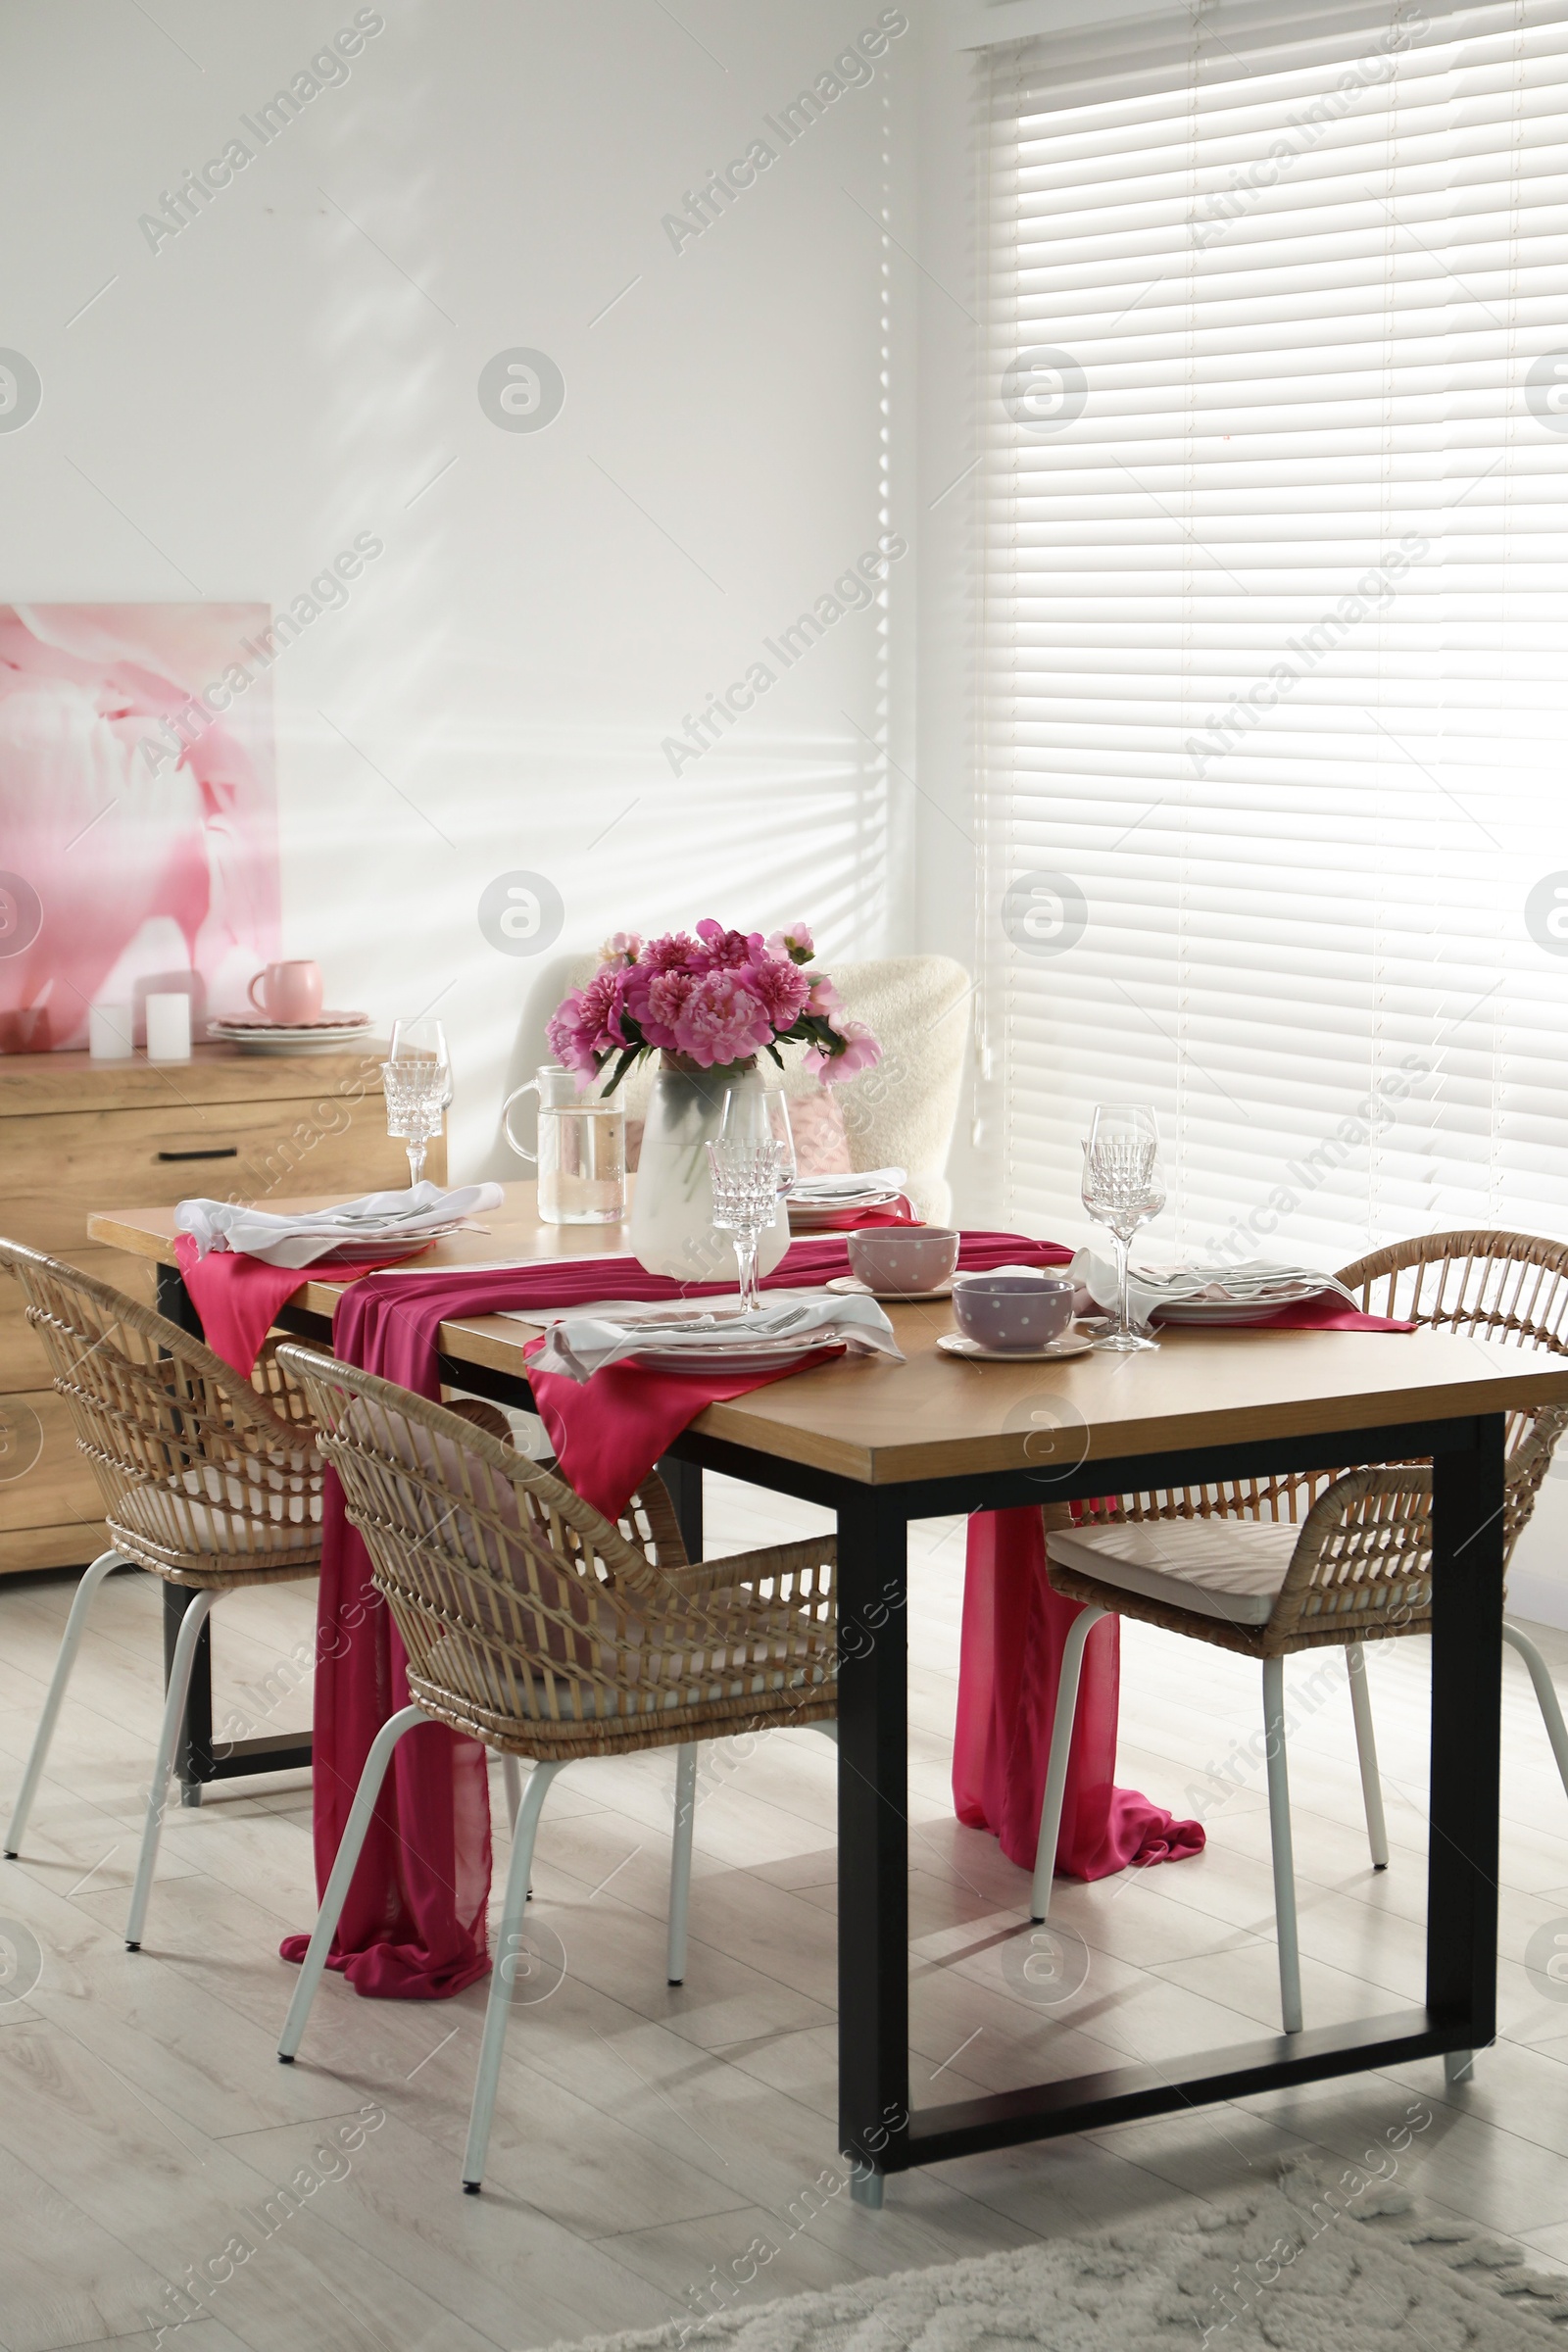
top-left (270, 1343), bottom-right (838, 2193)
top-left (1031, 1229), bottom-right (1568, 2082)
top-left (1045, 1518), bottom-right (1298, 1628)
top-left (0, 1239), bottom-right (324, 1952)
top-left (1035, 1464), bottom-right (1433, 2041)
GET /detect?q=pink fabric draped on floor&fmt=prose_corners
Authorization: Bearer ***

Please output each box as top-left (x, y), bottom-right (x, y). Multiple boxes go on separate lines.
top-left (952, 1292), bottom-right (1417, 1883)
top-left (954, 1508), bottom-right (1205, 1881)
top-left (274, 1229), bottom-right (1074, 1999)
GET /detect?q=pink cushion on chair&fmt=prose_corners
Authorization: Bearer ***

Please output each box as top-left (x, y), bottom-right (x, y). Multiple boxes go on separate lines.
top-left (786, 1088), bottom-right (852, 1175)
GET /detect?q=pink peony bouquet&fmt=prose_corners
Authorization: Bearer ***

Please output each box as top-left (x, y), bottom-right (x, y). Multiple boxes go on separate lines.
top-left (547, 919), bottom-right (881, 1092)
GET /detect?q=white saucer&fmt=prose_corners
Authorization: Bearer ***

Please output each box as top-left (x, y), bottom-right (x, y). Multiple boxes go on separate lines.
top-left (826, 1273), bottom-right (954, 1302)
top-left (938, 1329), bottom-right (1095, 1363)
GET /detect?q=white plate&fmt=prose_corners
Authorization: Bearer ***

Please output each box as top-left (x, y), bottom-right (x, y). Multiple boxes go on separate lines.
top-left (1153, 1283), bottom-right (1326, 1325)
top-left (826, 1273), bottom-right (954, 1302)
top-left (938, 1329), bottom-right (1096, 1363)
top-left (210, 1011), bottom-right (373, 1030)
top-left (211, 1027), bottom-right (376, 1056)
top-left (788, 1197), bottom-right (903, 1231)
top-left (311, 1225), bottom-right (466, 1265)
top-left (630, 1338), bottom-right (845, 1376)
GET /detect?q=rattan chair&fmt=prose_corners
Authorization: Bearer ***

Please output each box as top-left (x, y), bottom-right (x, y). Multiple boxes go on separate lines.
top-left (1031, 1228), bottom-right (1568, 2046)
top-left (270, 1344), bottom-right (838, 2195)
top-left (0, 1241), bottom-right (322, 1948)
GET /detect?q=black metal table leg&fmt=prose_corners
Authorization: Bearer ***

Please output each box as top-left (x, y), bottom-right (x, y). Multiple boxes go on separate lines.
top-left (658, 1454), bottom-right (704, 1562)
top-left (153, 1258), bottom-right (314, 1798)
top-left (835, 1487), bottom-right (911, 2207)
top-left (163, 1584), bottom-right (213, 1806)
top-left (1426, 1413), bottom-right (1506, 2063)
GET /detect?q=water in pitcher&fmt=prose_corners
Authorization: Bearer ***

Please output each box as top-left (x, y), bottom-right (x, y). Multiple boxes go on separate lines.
top-left (503, 1066), bottom-right (626, 1224)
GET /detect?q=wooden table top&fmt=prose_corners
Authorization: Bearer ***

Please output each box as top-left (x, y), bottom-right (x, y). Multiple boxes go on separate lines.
top-left (87, 1185), bottom-right (1568, 1488)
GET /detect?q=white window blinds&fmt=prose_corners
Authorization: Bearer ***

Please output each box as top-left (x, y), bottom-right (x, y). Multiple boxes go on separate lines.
top-left (979, 0), bottom-right (1568, 1266)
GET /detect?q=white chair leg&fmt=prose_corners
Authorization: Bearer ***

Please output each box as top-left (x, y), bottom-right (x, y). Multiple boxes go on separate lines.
top-left (667, 1743), bottom-right (698, 1985)
top-left (463, 1759), bottom-right (563, 2193)
top-left (125, 1587), bottom-right (216, 1950)
top-left (1030, 1604), bottom-right (1109, 1924)
top-left (1262, 1653), bottom-right (1303, 2034)
top-left (1503, 1620), bottom-right (1568, 1802)
top-left (1346, 1643), bottom-right (1389, 1870)
top-left (277, 1701), bottom-right (429, 2058)
top-left (501, 1754), bottom-right (523, 1831)
top-left (5, 1550), bottom-right (123, 1858)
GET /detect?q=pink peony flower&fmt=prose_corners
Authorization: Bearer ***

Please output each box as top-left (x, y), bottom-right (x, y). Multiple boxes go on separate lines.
top-left (598, 931), bottom-right (641, 968)
top-left (546, 966), bottom-right (630, 1077)
top-left (670, 970), bottom-right (775, 1067)
top-left (747, 954), bottom-right (810, 1029)
top-left (806, 1017), bottom-right (882, 1085)
top-left (767, 921), bottom-right (814, 965)
top-left (694, 918), bottom-right (763, 971)
top-left (640, 929), bottom-right (703, 974)
top-left (636, 966), bottom-right (700, 1052)
top-left (806, 970), bottom-right (845, 1019)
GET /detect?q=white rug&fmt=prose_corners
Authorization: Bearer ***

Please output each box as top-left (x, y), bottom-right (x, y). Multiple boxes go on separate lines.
top-left (548, 2158), bottom-right (1568, 2351)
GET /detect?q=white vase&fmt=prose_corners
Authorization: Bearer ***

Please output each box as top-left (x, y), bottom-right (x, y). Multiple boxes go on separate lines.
top-left (629, 1054), bottom-right (789, 1284)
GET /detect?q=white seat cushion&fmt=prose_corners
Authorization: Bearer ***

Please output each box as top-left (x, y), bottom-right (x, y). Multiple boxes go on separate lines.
top-left (1047, 1518), bottom-right (1298, 1628)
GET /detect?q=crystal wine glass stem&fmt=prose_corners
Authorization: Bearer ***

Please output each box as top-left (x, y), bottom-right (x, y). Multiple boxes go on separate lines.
top-left (1112, 1230), bottom-right (1132, 1338)
top-left (733, 1229), bottom-right (760, 1311)
top-left (406, 1137), bottom-right (426, 1190)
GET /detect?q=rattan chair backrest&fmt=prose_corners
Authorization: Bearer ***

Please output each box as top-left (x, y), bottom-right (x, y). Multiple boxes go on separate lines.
top-left (0, 1238), bottom-right (321, 1567)
top-left (275, 1344), bottom-right (835, 1743)
top-left (1072, 1228), bottom-right (1568, 1559)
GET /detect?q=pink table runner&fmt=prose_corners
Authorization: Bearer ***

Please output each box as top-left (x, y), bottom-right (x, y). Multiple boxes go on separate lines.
top-left (271, 1228), bottom-right (1121, 1999)
top-left (172, 1232), bottom-right (1412, 1995)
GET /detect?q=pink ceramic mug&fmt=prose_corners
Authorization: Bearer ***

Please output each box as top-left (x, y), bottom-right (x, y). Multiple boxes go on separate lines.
top-left (248, 960), bottom-right (323, 1023)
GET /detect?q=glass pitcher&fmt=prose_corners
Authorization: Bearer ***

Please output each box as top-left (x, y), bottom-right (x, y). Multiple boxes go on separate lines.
top-left (502, 1064), bottom-right (626, 1225)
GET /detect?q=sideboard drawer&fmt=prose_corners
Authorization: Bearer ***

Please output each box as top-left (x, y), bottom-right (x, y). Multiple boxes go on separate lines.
top-left (0, 1387), bottom-right (103, 1539)
top-left (3, 1094), bottom-right (412, 1257)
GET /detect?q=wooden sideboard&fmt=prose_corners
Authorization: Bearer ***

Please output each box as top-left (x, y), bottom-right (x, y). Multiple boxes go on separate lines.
top-left (0, 1042), bottom-right (443, 1575)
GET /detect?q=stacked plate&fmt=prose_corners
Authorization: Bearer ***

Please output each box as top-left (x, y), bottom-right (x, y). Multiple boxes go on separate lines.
top-left (209, 1011), bottom-right (374, 1056)
top-left (1137, 1263), bottom-right (1348, 1325)
top-left (787, 1167), bottom-right (907, 1232)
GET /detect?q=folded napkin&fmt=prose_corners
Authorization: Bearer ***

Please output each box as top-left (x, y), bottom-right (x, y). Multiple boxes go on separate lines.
top-left (788, 1166), bottom-right (907, 1202)
top-left (523, 1289), bottom-right (902, 1383)
top-left (1070, 1250), bottom-right (1410, 1334)
top-left (177, 1180), bottom-right (504, 1269)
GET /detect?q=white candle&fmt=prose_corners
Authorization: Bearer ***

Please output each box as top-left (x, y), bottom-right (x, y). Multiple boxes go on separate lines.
top-left (145, 992), bottom-right (192, 1062)
top-left (88, 1003), bottom-right (133, 1061)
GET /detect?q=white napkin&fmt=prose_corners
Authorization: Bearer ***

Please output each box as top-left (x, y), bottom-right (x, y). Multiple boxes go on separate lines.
top-left (1070, 1249), bottom-right (1351, 1330)
top-left (514, 1289), bottom-right (904, 1384)
top-left (177, 1181), bottom-right (505, 1268)
top-left (788, 1166), bottom-right (906, 1202)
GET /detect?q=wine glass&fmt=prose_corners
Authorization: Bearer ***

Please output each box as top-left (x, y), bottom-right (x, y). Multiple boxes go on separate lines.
top-left (1081, 1103), bottom-right (1165, 1352)
top-left (382, 1017), bottom-right (452, 1191)
top-left (706, 1091), bottom-right (796, 1311)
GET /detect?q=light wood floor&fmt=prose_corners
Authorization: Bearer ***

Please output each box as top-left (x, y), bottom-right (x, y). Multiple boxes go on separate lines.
top-left (4, 1476), bottom-right (1568, 2351)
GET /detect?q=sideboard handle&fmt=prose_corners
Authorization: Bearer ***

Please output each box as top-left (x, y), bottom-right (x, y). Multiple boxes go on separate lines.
top-left (156, 1147), bottom-right (239, 1162)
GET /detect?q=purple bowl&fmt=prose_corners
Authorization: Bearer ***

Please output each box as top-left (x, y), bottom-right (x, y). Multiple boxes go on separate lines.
top-left (952, 1271), bottom-right (1076, 1353)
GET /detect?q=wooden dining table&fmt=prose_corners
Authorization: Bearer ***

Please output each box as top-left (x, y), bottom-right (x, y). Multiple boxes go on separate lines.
top-left (89, 1183), bottom-right (1568, 2205)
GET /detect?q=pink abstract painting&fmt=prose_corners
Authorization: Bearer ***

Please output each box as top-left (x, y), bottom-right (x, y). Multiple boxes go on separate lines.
top-left (0, 604), bottom-right (280, 1052)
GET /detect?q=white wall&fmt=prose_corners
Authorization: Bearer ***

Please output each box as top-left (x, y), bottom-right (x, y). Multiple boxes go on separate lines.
top-left (0, 0), bottom-right (918, 1178)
